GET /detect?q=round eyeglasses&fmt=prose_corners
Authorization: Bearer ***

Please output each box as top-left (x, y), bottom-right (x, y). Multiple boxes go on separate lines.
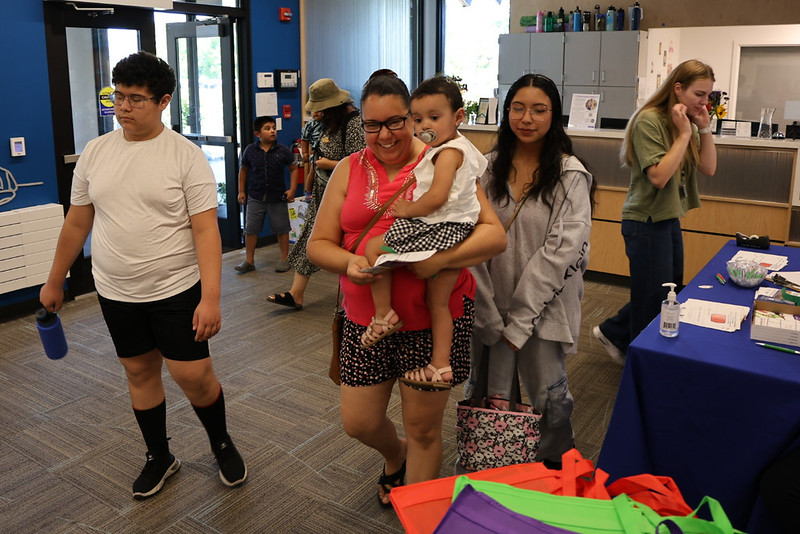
top-left (109, 91), bottom-right (160, 109)
top-left (360, 114), bottom-right (410, 133)
top-left (508, 105), bottom-right (552, 122)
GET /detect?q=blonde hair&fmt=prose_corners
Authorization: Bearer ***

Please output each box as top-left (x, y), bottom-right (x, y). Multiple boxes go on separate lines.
top-left (621, 59), bottom-right (715, 170)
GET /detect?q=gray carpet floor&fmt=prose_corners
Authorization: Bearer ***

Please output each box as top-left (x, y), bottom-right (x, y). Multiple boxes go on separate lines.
top-left (0, 243), bottom-right (628, 533)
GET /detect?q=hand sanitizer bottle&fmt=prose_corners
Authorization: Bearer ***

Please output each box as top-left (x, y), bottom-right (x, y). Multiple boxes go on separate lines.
top-left (659, 283), bottom-right (680, 338)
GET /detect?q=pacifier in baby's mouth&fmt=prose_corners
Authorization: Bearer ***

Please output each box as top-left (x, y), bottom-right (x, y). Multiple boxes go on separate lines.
top-left (418, 129), bottom-right (438, 144)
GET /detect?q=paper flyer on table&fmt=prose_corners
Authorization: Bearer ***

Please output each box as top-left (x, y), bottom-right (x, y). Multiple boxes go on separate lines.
top-left (679, 298), bottom-right (751, 332)
top-left (729, 250), bottom-right (788, 271)
top-left (360, 249), bottom-right (437, 274)
top-left (567, 94), bottom-right (599, 130)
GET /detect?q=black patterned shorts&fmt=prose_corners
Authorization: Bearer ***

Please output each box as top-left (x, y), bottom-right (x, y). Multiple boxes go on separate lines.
top-left (384, 219), bottom-right (474, 253)
top-left (339, 296), bottom-right (474, 387)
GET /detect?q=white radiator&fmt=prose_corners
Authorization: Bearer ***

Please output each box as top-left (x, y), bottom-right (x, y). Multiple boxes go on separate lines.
top-left (0, 203), bottom-right (64, 295)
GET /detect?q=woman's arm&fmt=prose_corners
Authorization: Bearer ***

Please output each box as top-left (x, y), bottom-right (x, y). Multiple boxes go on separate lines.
top-left (307, 158), bottom-right (374, 285)
top-left (645, 104), bottom-right (693, 189)
top-left (406, 182), bottom-right (506, 280)
top-left (696, 130), bottom-right (717, 176)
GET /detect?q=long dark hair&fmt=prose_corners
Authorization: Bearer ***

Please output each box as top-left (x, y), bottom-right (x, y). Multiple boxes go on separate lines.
top-left (320, 101), bottom-right (356, 136)
top-left (488, 74), bottom-right (595, 211)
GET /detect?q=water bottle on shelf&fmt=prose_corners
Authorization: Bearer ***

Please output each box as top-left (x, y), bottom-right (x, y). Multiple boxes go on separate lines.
top-left (615, 6), bottom-right (625, 30)
top-left (36, 308), bottom-right (68, 360)
top-left (573, 7), bottom-right (582, 32)
top-left (606, 5), bottom-right (616, 31)
top-left (544, 11), bottom-right (555, 32)
top-left (629, 1), bottom-right (642, 30)
top-left (556, 7), bottom-right (566, 32)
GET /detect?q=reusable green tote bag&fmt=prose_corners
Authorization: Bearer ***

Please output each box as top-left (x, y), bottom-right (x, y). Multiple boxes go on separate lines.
top-left (451, 477), bottom-right (746, 534)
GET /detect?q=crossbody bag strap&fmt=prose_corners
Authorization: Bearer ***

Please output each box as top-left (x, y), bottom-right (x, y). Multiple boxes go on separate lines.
top-left (349, 175), bottom-right (416, 253)
top-left (504, 193), bottom-right (530, 232)
top-left (335, 174), bottom-right (417, 307)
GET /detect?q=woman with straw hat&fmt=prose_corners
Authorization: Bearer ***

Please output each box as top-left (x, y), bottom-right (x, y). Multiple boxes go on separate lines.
top-left (268, 78), bottom-right (366, 309)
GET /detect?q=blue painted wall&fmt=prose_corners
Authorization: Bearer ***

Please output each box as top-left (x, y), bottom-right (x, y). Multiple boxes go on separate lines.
top-left (0, 2), bottom-right (302, 310)
top-left (248, 0), bottom-right (304, 237)
top-left (0, 2), bottom-right (58, 307)
top-left (250, 1), bottom-right (302, 148)
top-left (0, 2), bottom-right (58, 211)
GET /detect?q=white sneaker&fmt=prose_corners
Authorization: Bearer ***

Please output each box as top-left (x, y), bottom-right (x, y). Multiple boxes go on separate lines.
top-left (592, 326), bottom-right (625, 366)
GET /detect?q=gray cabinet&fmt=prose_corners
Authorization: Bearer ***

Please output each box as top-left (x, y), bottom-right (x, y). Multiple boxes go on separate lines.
top-left (563, 33), bottom-right (602, 86)
top-left (499, 31), bottom-right (646, 124)
top-left (498, 33), bottom-right (564, 85)
top-left (563, 31), bottom-right (645, 122)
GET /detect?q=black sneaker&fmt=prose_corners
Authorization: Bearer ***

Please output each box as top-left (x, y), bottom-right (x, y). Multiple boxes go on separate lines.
top-left (132, 452), bottom-right (180, 499)
top-left (214, 437), bottom-right (247, 487)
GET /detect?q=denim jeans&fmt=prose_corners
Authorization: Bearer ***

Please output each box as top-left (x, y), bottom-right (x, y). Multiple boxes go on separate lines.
top-left (599, 218), bottom-right (683, 352)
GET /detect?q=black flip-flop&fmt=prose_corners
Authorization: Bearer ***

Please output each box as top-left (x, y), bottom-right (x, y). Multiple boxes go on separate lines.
top-left (377, 461), bottom-right (406, 508)
top-left (266, 292), bottom-right (303, 310)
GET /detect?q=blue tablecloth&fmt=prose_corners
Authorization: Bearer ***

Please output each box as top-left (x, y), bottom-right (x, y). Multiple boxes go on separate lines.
top-left (597, 240), bottom-right (800, 533)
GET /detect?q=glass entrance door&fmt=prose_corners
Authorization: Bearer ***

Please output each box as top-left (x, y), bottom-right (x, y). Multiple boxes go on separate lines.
top-left (44, 3), bottom-right (155, 297)
top-left (165, 17), bottom-right (241, 249)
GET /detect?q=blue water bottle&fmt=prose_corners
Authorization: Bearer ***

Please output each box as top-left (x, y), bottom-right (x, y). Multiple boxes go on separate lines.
top-left (36, 308), bottom-right (68, 360)
top-left (573, 7), bottom-right (582, 31)
top-left (630, 1), bottom-right (642, 30)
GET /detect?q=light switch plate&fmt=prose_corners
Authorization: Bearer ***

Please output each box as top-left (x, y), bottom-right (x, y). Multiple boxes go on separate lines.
top-left (10, 137), bottom-right (25, 157)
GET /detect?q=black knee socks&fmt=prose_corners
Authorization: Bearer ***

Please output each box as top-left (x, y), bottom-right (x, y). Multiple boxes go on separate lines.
top-left (133, 399), bottom-right (169, 456)
top-left (192, 386), bottom-right (229, 450)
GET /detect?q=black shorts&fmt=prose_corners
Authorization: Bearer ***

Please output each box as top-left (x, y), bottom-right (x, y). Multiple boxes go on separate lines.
top-left (97, 281), bottom-right (210, 361)
top-left (339, 296), bottom-right (474, 387)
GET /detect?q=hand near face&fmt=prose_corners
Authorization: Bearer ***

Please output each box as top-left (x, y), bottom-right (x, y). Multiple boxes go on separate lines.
top-left (687, 106), bottom-right (711, 130)
top-left (670, 103), bottom-right (693, 137)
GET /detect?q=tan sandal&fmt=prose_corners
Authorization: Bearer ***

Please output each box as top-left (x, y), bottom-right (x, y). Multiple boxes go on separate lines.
top-left (361, 309), bottom-right (404, 348)
top-left (399, 364), bottom-right (453, 391)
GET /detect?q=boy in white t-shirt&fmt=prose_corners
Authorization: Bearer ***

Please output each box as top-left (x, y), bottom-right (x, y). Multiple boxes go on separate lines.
top-left (40, 51), bottom-right (246, 499)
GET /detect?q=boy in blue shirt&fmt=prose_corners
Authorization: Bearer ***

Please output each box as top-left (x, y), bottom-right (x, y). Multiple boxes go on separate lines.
top-left (236, 116), bottom-right (298, 273)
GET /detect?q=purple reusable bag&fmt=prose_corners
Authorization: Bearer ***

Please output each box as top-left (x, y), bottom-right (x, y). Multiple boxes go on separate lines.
top-left (433, 484), bottom-right (580, 534)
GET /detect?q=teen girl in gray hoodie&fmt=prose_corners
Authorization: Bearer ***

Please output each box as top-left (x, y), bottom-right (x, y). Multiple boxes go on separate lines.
top-left (467, 74), bottom-right (596, 467)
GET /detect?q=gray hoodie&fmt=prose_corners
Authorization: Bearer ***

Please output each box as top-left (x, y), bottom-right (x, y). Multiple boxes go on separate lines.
top-left (471, 154), bottom-right (593, 352)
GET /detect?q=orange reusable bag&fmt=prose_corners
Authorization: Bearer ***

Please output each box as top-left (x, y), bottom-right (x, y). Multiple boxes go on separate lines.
top-left (606, 473), bottom-right (694, 516)
top-left (390, 449), bottom-right (610, 534)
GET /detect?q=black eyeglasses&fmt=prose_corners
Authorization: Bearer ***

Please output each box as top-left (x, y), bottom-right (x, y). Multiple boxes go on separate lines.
top-left (360, 113), bottom-right (410, 133)
top-left (109, 91), bottom-right (160, 109)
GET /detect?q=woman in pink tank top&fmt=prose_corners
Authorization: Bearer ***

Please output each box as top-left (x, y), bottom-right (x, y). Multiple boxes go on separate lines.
top-left (308, 71), bottom-right (506, 507)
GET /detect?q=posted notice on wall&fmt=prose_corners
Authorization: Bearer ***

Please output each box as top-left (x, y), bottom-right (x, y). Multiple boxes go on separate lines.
top-left (567, 94), bottom-right (599, 130)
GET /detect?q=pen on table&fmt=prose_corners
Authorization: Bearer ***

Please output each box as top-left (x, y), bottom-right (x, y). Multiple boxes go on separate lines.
top-left (755, 342), bottom-right (800, 355)
top-left (715, 273), bottom-right (726, 285)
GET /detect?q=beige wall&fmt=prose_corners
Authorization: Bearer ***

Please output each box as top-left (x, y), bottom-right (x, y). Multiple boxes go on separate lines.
top-left (510, 0), bottom-right (800, 33)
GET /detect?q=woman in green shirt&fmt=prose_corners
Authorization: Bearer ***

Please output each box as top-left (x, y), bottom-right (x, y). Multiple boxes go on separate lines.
top-left (594, 59), bottom-right (717, 363)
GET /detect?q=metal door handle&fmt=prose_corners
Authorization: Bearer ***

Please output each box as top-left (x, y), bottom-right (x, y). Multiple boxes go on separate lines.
top-left (63, 154), bottom-right (80, 164)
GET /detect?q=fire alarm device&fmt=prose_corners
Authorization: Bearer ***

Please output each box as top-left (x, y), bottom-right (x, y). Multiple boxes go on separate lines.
top-left (279, 7), bottom-right (292, 21)
top-left (282, 105), bottom-right (292, 119)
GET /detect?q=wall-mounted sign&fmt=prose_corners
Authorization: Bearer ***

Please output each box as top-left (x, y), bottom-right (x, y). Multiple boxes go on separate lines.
top-left (99, 86), bottom-right (115, 117)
